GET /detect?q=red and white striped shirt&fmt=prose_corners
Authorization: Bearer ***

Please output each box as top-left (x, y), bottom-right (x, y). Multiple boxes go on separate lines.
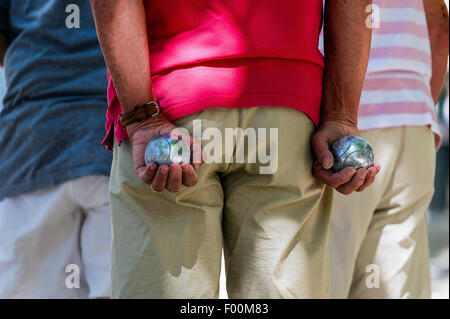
top-left (320, 0), bottom-right (440, 144)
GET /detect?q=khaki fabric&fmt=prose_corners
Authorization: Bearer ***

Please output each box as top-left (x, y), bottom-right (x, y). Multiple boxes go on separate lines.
top-left (330, 126), bottom-right (436, 299)
top-left (109, 106), bottom-right (333, 298)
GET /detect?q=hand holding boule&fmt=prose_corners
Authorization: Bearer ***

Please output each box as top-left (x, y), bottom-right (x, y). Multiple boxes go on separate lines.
top-left (126, 114), bottom-right (203, 193)
top-left (311, 120), bottom-right (381, 195)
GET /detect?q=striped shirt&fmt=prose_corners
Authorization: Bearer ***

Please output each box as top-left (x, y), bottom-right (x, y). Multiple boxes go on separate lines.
top-left (320, 0), bottom-right (440, 144)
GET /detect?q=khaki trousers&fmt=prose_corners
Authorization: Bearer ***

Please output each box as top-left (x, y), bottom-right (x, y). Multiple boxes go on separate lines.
top-left (330, 126), bottom-right (436, 299)
top-left (109, 106), bottom-right (333, 298)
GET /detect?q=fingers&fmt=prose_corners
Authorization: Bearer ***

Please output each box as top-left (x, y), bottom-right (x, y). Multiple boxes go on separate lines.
top-left (336, 169), bottom-right (368, 195)
top-left (313, 161), bottom-right (356, 188)
top-left (151, 165), bottom-right (170, 192)
top-left (313, 160), bottom-right (382, 195)
top-left (132, 141), bottom-right (150, 183)
top-left (356, 164), bottom-right (381, 192)
top-left (190, 137), bottom-right (204, 170)
top-left (336, 164), bottom-right (381, 195)
top-left (311, 133), bottom-right (334, 169)
top-left (136, 163), bottom-right (158, 184)
top-left (142, 163), bottom-right (198, 192)
top-left (166, 164), bottom-right (183, 193)
top-left (181, 164), bottom-right (198, 187)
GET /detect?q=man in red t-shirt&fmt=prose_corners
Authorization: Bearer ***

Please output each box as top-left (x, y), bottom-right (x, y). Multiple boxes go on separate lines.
top-left (91, 0), bottom-right (378, 298)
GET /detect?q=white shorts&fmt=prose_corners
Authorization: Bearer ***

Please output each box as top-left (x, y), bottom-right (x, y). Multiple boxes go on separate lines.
top-left (0, 175), bottom-right (112, 298)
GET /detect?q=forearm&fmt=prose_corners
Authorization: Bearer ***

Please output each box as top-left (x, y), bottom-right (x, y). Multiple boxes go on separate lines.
top-left (0, 30), bottom-right (8, 67)
top-left (424, 0), bottom-right (449, 104)
top-left (322, 0), bottom-right (372, 126)
top-left (90, 0), bottom-right (154, 113)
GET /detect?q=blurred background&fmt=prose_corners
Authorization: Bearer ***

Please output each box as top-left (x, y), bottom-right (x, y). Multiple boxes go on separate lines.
top-left (427, 70), bottom-right (449, 299)
top-left (427, 0), bottom-right (450, 295)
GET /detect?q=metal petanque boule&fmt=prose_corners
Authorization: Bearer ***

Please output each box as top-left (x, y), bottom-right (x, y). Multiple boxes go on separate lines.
top-left (145, 134), bottom-right (191, 166)
top-left (330, 135), bottom-right (374, 172)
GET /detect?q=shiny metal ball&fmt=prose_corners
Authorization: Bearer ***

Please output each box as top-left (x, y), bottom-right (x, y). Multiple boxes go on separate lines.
top-left (145, 134), bottom-right (190, 166)
top-left (330, 135), bottom-right (374, 172)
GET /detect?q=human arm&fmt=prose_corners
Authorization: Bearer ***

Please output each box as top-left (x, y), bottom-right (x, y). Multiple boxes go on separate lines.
top-left (0, 30), bottom-right (8, 67)
top-left (424, 0), bottom-right (449, 104)
top-left (312, 0), bottom-right (381, 194)
top-left (90, 0), bottom-right (201, 192)
top-left (0, 1), bottom-right (9, 67)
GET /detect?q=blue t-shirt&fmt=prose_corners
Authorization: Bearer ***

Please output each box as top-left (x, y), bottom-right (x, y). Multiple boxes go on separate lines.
top-left (0, 0), bottom-right (112, 200)
top-left (0, 70), bottom-right (5, 98)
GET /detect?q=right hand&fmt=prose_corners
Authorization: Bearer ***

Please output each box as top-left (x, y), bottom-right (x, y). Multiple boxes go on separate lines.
top-left (126, 114), bottom-right (204, 193)
top-left (311, 118), bottom-right (381, 195)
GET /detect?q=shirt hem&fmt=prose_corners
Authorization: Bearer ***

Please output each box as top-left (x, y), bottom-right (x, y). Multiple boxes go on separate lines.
top-left (109, 94), bottom-right (320, 151)
top-left (359, 119), bottom-right (441, 147)
top-left (0, 163), bottom-right (110, 201)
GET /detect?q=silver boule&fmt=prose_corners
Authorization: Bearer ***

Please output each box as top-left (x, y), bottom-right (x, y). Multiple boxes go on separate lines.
top-left (330, 135), bottom-right (374, 172)
top-left (145, 134), bottom-right (190, 166)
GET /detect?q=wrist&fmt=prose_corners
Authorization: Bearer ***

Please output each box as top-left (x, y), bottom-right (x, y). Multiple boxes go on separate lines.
top-left (317, 116), bottom-right (360, 138)
top-left (320, 113), bottom-right (358, 128)
top-left (321, 83), bottom-right (361, 128)
top-left (125, 113), bottom-right (169, 139)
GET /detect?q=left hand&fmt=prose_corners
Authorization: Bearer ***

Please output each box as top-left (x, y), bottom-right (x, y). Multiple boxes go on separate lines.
top-left (126, 114), bottom-right (204, 193)
top-left (311, 119), bottom-right (381, 195)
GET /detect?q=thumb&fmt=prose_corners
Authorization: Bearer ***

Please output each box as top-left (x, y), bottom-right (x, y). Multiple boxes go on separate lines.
top-left (311, 132), bottom-right (334, 170)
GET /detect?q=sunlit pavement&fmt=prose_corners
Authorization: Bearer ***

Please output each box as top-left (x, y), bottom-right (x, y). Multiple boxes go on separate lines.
top-left (428, 210), bottom-right (449, 299)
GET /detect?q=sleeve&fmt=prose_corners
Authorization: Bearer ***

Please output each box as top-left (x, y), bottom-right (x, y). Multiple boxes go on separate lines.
top-left (0, 0), bottom-right (10, 31)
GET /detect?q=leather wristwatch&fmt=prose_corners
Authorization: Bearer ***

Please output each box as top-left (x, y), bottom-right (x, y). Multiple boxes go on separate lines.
top-left (119, 101), bottom-right (161, 127)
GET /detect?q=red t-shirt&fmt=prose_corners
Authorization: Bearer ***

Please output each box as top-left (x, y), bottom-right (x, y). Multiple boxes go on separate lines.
top-left (103, 0), bottom-right (324, 150)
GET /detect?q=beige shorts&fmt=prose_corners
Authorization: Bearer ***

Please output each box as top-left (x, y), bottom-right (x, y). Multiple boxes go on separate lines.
top-left (330, 126), bottom-right (436, 299)
top-left (109, 106), bottom-right (333, 298)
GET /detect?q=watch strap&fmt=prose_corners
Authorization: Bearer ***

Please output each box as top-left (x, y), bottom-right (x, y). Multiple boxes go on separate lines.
top-left (119, 101), bottom-right (160, 127)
